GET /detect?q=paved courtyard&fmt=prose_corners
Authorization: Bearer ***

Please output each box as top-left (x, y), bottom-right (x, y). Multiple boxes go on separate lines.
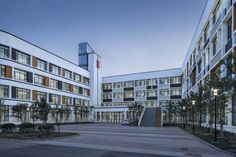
top-left (0, 124), bottom-right (234, 157)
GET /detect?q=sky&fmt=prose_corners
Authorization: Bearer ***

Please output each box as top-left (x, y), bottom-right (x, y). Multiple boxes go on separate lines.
top-left (0, 0), bottom-right (207, 76)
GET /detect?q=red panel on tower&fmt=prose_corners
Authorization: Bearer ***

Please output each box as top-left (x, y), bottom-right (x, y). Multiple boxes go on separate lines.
top-left (96, 59), bottom-right (100, 69)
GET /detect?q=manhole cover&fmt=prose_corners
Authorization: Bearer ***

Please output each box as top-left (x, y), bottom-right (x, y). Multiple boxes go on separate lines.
top-left (185, 153), bottom-right (202, 157)
top-left (180, 147), bottom-right (189, 151)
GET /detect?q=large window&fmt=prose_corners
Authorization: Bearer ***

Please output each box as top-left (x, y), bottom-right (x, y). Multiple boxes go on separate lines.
top-left (159, 89), bottom-right (169, 96)
top-left (14, 69), bottom-right (27, 82)
top-left (16, 88), bottom-right (30, 100)
top-left (124, 91), bottom-right (134, 98)
top-left (63, 82), bottom-right (70, 91)
top-left (49, 64), bottom-right (61, 75)
top-left (0, 44), bottom-right (9, 58)
top-left (36, 58), bottom-right (47, 71)
top-left (0, 65), bottom-right (6, 77)
top-left (35, 91), bottom-right (47, 101)
top-left (113, 92), bottom-right (123, 99)
top-left (103, 83), bottom-right (112, 89)
top-left (113, 82), bottom-right (123, 89)
top-left (159, 78), bottom-right (169, 85)
top-left (170, 77), bottom-right (181, 84)
top-left (147, 90), bottom-right (157, 97)
top-left (135, 80), bottom-right (145, 87)
top-left (49, 94), bottom-right (61, 104)
top-left (34, 74), bottom-right (45, 86)
top-left (0, 85), bottom-right (9, 98)
top-left (83, 77), bottom-right (89, 85)
top-left (103, 92), bottom-right (112, 99)
top-left (15, 50), bottom-right (30, 65)
top-left (50, 79), bottom-right (59, 89)
top-left (64, 69), bottom-right (72, 79)
top-left (213, 2), bottom-right (220, 24)
top-left (135, 91), bottom-right (145, 98)
top-left (146, 79), bottom-right (152, 86)
top-left (212, 37), bottom-right (217, 56)
top-left (74, 73), bottom-right (82, 82)
top-left (124, 81), bottom-right (134, 88)
top-left (83, 88), bottom-right (90, 96)
top-left (170, 88), bottom-right (181, 96)
top-left (74, 98), bottom-right (82, 106)
top-left (63, 96), bottom-right (72, 105)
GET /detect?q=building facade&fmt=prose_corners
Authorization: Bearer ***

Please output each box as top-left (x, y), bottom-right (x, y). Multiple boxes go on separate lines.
top-left (0, 30), bottom-right (95, 123)
top-left (95, 69), bottom-right (182, 123)
top-left (182, 0), bottom-right (236, 133)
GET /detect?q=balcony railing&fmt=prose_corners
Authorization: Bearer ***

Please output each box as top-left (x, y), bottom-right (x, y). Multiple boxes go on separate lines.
top-left (210, 49), bottom-right (221, 68)
top-left (210, 14), bottom-right (222, 38)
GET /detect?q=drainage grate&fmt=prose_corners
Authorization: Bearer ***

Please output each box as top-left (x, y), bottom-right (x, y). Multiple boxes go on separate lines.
top-left (180, 147), bottom-right (189, 151)
top-left (185, 153), bottom-right (202, 157)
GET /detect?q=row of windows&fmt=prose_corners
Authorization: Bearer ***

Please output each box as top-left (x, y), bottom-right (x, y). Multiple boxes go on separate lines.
top-left (0, 44), bottom-right (89, 86)
top-left (103, 88), bottom-right (181, 99)
top-left (103, 77), bottom-right (181, 89)
top-left (0, 65), bottom-right (90, 97)
top-left (0, 85), bottom-right (89, 106)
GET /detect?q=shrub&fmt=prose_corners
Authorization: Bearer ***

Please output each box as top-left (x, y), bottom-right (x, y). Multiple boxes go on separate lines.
top-left (0, 123), bottom-right (16, 133)
top-left (18, 123), bottom-right (36, 133)
top-left (38, 124), bottom-right (55, 133)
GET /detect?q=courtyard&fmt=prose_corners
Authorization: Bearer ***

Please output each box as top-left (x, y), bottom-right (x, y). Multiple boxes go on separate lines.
top-left (0, 124), bottom-right (234, 157)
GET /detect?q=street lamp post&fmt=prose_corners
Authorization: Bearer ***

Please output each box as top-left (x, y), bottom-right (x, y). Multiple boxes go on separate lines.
top-left (213, 89), bottom-right (218, 142)
top-left (192, 100), bottom-right (195, 134)
top-left (183, 106), bottom-right (186, 130)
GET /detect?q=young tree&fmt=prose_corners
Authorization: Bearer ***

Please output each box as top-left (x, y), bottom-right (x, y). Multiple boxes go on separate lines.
top-left (38, 98), bottom-right (51, 124)
top-left (12, 103), bottom-right (28, 123)
top-left (0, 98), bottom-right (4, 124)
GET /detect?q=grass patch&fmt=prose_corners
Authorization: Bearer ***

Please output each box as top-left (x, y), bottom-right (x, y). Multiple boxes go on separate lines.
top-left (178, 124), bottom-right (236, 154)
top-left (0, 132), bottom-right (79, 140)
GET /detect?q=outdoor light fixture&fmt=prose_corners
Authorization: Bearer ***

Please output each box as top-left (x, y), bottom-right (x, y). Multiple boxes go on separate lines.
top-left (192, 100), bottom-right (195, 133)
top-left (212, 88), bottom-right (219, 142)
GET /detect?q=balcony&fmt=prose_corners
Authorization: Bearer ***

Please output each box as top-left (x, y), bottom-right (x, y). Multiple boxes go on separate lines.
top-left (210, 49), bottom-right (221, 69)
top-left (225, 38), bottom-right (232, 53)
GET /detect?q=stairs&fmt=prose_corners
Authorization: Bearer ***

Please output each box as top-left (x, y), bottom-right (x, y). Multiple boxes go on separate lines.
top-left (140, 108), bottom-right (156, 127)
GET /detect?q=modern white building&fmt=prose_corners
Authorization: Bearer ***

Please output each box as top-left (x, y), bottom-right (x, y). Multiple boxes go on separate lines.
top-left (95, 69), bottom-right (182, 123)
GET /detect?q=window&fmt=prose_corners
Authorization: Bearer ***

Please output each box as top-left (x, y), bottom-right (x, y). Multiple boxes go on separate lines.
top-left (49, 63), bottom-right (61, 75)
top-left (0, 65), bottom-right (6, 77)
top-left (74, 73), bottom-right (82, 82)
top-left (113, 92), bottom-right (123, 99)
top-left (49, 94), bottom-right (61, 104)
top-left (135, 80), bottom-right (145, 87)
top-left (16, 88), bottom-right (30, 100)
top-left (64, 69), bottom-right (72, 79)
top-left (170, 88), bottom-right (181, 95)
top-left (103, 92), bottom-right (112, 99)
top-left (0, 44), bottom-right (9, 58)
top-left (34, 74), bottom-right (45, 86)
top-left (15, 50), bottom-right (30, 65)
top-left (153, 79), bottom-right (158, 85)
top-left (74, 98), bottom-right (82, 106)
top-left (36, 58), bottom-right (47, 71)
top-left (146, 79), bottom-right (152, 86)
top-left (136, 91), bottom-right (145, 98)
top-left (159, 89), bottom-right (169, 96)
top-left (83, 88), bottom-right (90, 96)
top-left (83, 77), bottom-right (89, 85)
top-left (159, 78), bottom-right (169, 85)
top-left (124, 91), bottom-right (134, 98)
top-left (83, 99), bottom-right (89, 106)
top-left (103, 83), bottom-right (112, 89)
top-left (14, 69), bottom-right (27, 82)
top-left (73, 86), bottom-right (80, 94)
top-left (213, 37), bottom-right (217, 56)
top-left (0, 85), bottom-right (9, 98)
top-left (227, 17), bottom-right (232, 41)
top-left (113, 82), bottom-right (123, 89)
top-left (170, 77), bottom-right (181, 84)
top-left (35, 91), bottom-right (47, 101)
top-left (50, 79), bottom-right (59, 89)
top-left (124, 81), bottom-right (134, 88)
top-left (204, 23), bottom-right (209, 42)
top-left (63, 82), bottom-right (70, 91)
top-left (147, 90), bottom-right (157, 97)
top-left (63, 96), bottom-right (72, 105)
top-left (213, 2), bottom-right (220, 24)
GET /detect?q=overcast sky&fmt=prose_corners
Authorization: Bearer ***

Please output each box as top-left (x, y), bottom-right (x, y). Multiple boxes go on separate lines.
top-left (0, 0), bottom-right (207, 76)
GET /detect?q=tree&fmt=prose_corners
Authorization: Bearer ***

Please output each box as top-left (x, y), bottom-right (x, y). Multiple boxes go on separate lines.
top-left (31, 100), bottom-right (40, 124)
top-left (128, 102), bottom-right (144, 125)
top-left (37, 98), bottom-right (51, 124)
top-left (195, 86), bottom-right (206, 127)
top-left (12, 103), bottom-right (28, 123)
top-left (0, 98), bottom-right (4, 124)
top-left (166, 101), bottom-right (176, 124)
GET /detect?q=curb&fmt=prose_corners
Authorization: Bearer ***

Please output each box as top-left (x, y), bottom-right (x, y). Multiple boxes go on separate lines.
top-left (182, 129), bottom-right (236, 157)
